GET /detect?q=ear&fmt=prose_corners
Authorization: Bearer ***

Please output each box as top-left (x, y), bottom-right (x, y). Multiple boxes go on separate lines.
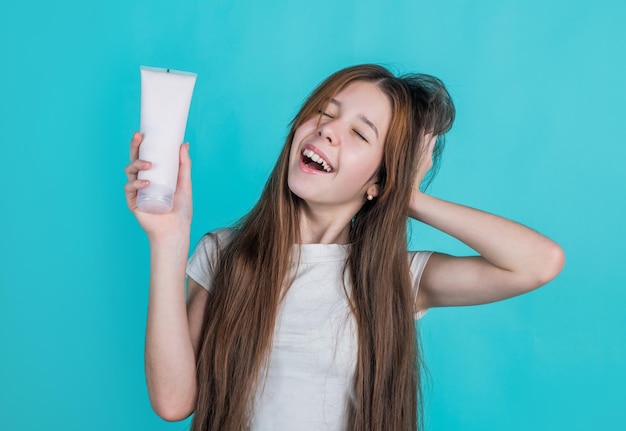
top-left (367, 183), bottom-right (380, 198)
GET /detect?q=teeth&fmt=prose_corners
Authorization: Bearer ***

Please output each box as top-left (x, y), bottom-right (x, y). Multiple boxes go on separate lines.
top-left (303, 148), bottom-right (332, 172)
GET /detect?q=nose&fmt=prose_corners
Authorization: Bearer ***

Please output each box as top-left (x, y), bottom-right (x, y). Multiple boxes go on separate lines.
top-left (317, 122), bottom-right (340, 146)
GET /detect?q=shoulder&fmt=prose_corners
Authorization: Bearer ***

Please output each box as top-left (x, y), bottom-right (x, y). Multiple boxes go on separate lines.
top-left (196, 227), bottom-right (238, 250)
top-left (407, 251), bottom-right (434, 319)
top-left (190, 227), bottom-right (238, 267)
top-left (187, 228), bottom-right (238, 291)
top-left (408, 250), bottom-right (433, 278)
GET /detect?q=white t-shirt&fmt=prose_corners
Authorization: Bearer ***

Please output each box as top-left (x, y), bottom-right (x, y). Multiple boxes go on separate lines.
top-left (186, 229), bottom-right (432, 431)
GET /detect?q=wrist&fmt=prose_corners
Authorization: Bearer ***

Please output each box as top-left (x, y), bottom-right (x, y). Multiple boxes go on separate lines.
top-left (409, 188), bottom-right (427, 219)
top-left (148, 228), bottom-right (191, 249)
top-left (149, 233), bottom-right (191, 273)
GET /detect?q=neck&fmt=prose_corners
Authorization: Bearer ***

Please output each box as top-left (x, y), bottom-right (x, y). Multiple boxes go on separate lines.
top-left (298, 202), bottom-right (360, 244)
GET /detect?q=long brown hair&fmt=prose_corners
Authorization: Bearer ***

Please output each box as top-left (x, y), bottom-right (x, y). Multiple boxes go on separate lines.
top-left (191, 64), bottom-right (453, 431)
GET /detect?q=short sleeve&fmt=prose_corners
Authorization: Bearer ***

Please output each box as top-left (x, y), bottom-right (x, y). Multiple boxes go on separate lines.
top-left (186, 228), bottom-right (236, 292)
top-left (408, 251), bottom-right (433, 320)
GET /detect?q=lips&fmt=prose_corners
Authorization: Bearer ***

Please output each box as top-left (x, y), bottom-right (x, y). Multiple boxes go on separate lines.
top-left (300, 144), bottom-right (334, 173)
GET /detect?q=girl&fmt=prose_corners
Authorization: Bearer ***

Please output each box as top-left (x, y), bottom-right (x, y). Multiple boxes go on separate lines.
top-left (124, 64), bottom-right (564, 431)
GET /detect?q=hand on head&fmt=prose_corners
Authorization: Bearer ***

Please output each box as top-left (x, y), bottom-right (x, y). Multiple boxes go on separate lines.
top-left (413, 131), bottom-right (438, 191)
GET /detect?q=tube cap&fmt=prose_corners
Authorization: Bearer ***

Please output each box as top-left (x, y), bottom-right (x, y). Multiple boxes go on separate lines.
top-left (137, 183), bottom-right (174, 214)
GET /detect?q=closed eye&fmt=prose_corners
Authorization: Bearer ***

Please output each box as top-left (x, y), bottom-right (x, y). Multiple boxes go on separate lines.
top-left (353, 129), bottom-right (369, 143)
top-left (318, 109), bottom-right (335, 119)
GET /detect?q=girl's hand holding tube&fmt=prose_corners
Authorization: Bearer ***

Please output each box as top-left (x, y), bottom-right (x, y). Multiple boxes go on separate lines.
top-left (124, 132), bottom-right (193, 242)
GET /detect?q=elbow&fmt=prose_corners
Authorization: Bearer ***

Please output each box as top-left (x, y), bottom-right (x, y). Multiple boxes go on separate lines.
top-left (152, 402), bottom-right (194, 422)
top-left (150, 394), bottom-right (195, 422)
top-left (145, 371), bottom-right (197, 421)
top-left (533, 241), bottom-right (566, 288)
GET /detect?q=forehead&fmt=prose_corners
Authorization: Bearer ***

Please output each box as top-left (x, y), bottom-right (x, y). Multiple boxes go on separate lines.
top-left (331, 81), bottom-right (391, 133)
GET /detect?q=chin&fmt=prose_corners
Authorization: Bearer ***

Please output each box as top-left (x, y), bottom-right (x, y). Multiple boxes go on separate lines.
top-left (286, 180), bottom-right (307, 203)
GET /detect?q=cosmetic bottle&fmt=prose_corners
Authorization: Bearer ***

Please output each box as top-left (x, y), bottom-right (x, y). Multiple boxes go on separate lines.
top-left (137, 66), bottom-right (197, 213)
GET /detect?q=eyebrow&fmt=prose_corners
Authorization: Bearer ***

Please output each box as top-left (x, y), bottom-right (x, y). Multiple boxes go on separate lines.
top-left (329, 99), bottom-right (379, 139)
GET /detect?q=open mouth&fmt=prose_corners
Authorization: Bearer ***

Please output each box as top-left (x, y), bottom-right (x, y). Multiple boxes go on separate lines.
top-left (301, 148), bottom-right (333, 172)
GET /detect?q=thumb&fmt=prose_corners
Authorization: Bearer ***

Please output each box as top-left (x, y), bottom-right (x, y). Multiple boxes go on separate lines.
top-left (177, 143), bottom-right (192, 192)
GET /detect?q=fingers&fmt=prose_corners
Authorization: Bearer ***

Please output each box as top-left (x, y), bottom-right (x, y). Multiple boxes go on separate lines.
top-left (125, 159), bottom-right (152, 181)
top-left (413, 132), bottom-right (437, 188)
top-left (124, 179), bottom-right (150, 194)
top-left (124, 178), bottom-right (150, 210)
top-left (422, 131), bottom-right (437, 150)
top-left (428, 134), bottom-right (438, 150)
top-left (421, 132), bottom-right (437, 160)
top-left (130, 131), bottom-right (143, 162)
top-left (126, 132), bottom-right (150, 180)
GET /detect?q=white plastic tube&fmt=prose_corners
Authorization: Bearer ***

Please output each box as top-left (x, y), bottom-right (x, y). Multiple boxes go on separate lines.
top-left (137, 66), bottom-right (197, 213)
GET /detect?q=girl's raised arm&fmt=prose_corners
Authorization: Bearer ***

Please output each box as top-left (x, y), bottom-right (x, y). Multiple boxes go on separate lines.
top-left (410, 134), bottom-right (565, 313)
top-left (124, 132), bottom-right (200, 421)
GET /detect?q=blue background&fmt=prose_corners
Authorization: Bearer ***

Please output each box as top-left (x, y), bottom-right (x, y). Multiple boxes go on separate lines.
top-left (1, 0), bottom-right (624, 429)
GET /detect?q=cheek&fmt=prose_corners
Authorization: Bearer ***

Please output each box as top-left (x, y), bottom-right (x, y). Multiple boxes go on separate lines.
top-left (290, 122), bottom-right (316, 154)
top-left (294, 118), bottom-right (318, 138)
top-left (289, 131), bottom-right (305, 160)
top-left (288, 137), bottom-right (298, 160)
top-left (346, 149), bottom-right (383, 180)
